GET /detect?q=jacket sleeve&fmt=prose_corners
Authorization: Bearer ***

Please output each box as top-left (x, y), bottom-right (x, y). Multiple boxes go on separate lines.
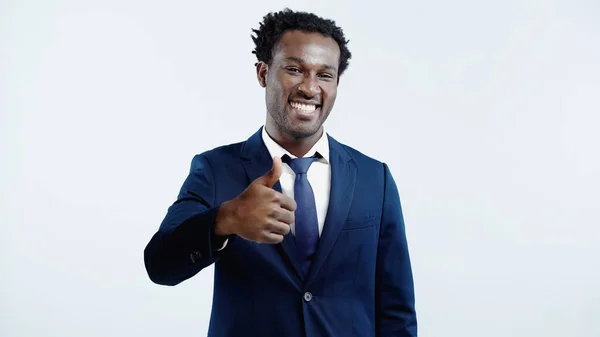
top-left (144, 154), bottom-right (229, 286)
top-left (375, 163), bottom-right (418, 336)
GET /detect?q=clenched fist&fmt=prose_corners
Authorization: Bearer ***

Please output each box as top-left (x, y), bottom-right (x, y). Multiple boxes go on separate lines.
top-left (214, 156), bottom-right (297, 244)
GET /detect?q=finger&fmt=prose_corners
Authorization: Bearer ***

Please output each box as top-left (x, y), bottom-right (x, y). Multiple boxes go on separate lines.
top-left (272, 208), bottom-right (295, 225)
top-left (278, 194), bottom-right (297, 212)
top-left (261, 231), bottom-right (284, 244)
top-left (268, 221), bottom-right (291, 236)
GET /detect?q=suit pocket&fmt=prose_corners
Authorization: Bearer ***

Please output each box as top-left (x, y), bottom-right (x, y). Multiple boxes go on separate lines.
top-left (341, 216), bottom-right (377, 231)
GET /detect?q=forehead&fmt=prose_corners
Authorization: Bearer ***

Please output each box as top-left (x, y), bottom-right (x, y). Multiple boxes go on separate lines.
top-left (272, 30), bottom-right (340, 69)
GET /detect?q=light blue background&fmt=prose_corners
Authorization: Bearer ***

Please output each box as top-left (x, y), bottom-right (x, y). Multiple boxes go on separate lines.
top-left (1, 0), bottom-right (599, 336)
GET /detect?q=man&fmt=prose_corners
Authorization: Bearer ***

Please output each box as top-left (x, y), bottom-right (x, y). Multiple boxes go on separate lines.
top-left (144, 8), bottom-right (417, 337)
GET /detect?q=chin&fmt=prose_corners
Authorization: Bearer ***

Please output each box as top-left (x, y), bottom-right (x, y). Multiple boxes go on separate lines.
top-left (286, 122), bottom-right (323, 139)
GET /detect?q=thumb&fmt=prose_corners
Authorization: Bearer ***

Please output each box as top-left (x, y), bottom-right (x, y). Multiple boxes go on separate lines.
top-left (255, 156), bottom-right (282, 187)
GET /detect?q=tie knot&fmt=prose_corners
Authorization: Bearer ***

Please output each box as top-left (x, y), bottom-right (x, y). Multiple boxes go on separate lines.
top-left (282, 153), bottom-right (320, 174)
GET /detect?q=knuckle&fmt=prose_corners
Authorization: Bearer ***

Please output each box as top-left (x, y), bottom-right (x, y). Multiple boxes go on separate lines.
top-left (263, 219), bottom-right (275, 230)
top-left (266, 205), bottom-right (279, 217)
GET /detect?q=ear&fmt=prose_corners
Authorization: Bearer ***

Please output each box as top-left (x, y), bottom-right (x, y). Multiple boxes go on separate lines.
top-left (256, 61), bottom-right (268, 88)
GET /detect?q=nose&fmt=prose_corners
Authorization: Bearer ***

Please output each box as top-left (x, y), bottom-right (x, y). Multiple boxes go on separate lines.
top-left (298, 75), bottom-right (321, 98)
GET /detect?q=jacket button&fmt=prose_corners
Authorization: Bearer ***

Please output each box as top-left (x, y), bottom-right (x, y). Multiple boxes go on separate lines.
top-left (303, 292), bottom-right (313, 302)
top-left (189, 251), bottom-right (202, 263)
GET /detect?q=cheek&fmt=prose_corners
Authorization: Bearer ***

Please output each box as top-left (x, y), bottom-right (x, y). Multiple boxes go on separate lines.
top-left (324, 87), bottom-right (337, 105)
top-left (280, 77), bottom-right (299, 96)
top-left (270, 77), bottom-right (293, 101)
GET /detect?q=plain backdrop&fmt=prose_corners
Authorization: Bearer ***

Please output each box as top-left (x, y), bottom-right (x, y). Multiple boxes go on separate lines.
top-left (1, 0), bottom-right (599, 336)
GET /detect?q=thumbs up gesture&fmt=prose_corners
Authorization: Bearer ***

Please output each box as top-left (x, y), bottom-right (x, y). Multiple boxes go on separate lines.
top-left (214, 157), bottom-right (297, 244)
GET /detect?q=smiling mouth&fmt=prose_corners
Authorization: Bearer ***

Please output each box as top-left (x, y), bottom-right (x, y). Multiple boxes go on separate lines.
top-left (289, 101), bottom-right (321, 114)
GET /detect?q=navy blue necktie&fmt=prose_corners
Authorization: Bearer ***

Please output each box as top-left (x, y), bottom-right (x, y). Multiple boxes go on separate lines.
top-left (282, 154), bottom-right (320, 275)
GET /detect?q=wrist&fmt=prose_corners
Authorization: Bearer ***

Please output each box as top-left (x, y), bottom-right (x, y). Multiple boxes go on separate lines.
top-left (214, 201), bottom-right (235, 237)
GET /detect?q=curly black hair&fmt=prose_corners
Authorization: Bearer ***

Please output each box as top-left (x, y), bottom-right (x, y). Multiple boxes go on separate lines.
top-left (251, 8), bottom-right (352, 77)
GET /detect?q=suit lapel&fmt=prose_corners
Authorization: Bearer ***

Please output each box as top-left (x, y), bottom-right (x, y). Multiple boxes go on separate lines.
top-left (240, 127), bottom-right (304, 281)
top-left (306, 136), bottom-right (356, 287)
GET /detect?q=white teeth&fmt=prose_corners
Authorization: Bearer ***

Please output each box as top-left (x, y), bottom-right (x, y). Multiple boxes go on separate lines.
top-left (290, 101), bottom-right (317, 112)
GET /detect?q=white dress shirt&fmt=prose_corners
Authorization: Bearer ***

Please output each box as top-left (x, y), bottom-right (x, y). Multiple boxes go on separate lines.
top-left (215, 126), bottom-right (331, 250)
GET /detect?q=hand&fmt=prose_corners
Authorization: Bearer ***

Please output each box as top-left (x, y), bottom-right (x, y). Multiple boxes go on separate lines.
top-left (215, 156), bottom-right (297, 244)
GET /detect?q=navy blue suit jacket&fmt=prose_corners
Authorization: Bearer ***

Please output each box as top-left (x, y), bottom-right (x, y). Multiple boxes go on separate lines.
top-left (144, 127), bottom-right (417, 336)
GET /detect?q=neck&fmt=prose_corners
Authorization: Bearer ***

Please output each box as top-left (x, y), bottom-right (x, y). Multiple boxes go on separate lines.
top-left (265, 123), bottom-right (323, 158)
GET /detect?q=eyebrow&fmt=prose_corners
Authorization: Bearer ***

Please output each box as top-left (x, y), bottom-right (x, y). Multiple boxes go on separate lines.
top-left (285, 56), bottom-right (336, 71)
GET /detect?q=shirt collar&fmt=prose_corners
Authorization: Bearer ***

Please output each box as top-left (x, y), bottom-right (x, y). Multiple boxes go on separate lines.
top-left (261, 126), bottom-right (330, 164)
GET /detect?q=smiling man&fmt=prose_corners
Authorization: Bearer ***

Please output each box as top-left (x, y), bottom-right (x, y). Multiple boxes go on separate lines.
top-left (144, 8), bottom-right (417, 337)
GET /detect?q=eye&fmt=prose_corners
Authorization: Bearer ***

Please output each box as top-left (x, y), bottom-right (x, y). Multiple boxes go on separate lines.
top-left (286, 67), bottom-right (302, 74)
top-left (318, 73), bottom-right (334, 80)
